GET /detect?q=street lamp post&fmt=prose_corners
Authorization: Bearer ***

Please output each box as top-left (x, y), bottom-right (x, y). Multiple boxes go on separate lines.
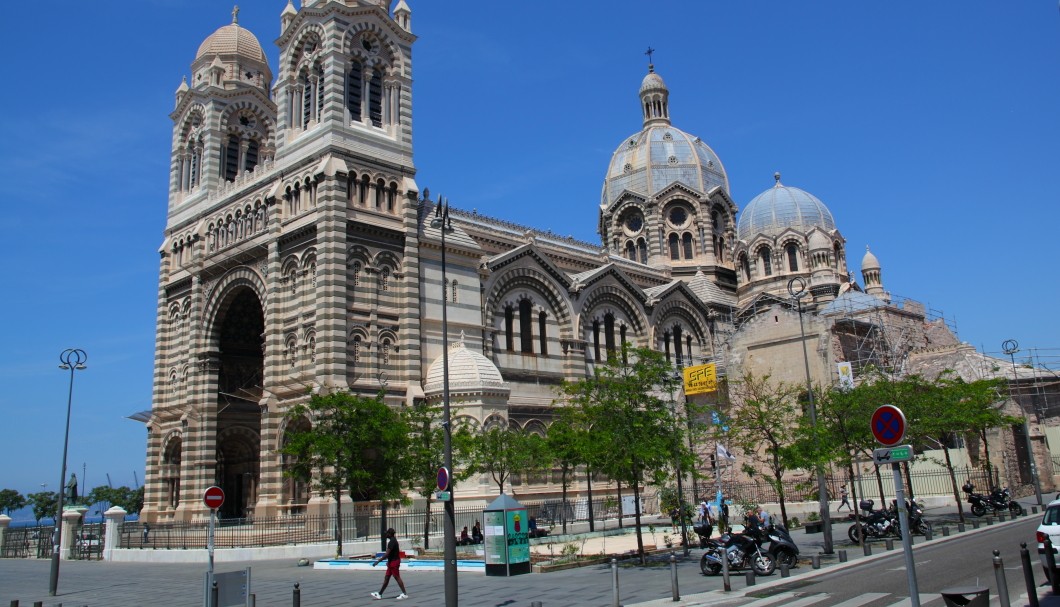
top-left (668, 371), bottom-right (690, 557)
top-left (1003, 339), bottom-right (1043, 506)
top-left (49, 348), bottom-right (87, 596)
top-left (433, 196), bottom-right (458, 607)
top-left (787, 278), bottom-right (833, 554)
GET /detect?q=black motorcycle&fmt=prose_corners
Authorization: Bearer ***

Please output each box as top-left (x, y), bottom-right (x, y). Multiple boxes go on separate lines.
top-left (755, 524), bottom-right (799, 568)
top-left (847, 499), bottom-right (899, 543)
top-left (692, 521), bottom-right (714, 548)
top-left (963, 483), bottom-right (1024, 517)
top-left (889, 498), bottom-right (933, 537)
top-left (700, 531), bottom-right (776, 576)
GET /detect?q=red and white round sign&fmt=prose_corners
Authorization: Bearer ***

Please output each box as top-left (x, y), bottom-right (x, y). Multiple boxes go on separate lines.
top-left (870, 405), bottom-right (906, 447)
top-left (203, 485), bottom-right (225, 510)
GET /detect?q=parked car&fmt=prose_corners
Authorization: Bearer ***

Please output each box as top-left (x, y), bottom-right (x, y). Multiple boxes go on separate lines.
top-left (1035, 497), bottom-right (1060, 581)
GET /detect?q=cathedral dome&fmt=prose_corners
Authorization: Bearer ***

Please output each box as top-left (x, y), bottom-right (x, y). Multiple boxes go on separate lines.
top-left (195, 23), bottom-right (268, 65)
top-left (861, 246), bottom-right (880, 270)
top-left (737, 173), bottom-right (836, 241)
top-left (424, 335), bottom-right (508, 395)
top-left (600, 66), bottom-right (729, 210)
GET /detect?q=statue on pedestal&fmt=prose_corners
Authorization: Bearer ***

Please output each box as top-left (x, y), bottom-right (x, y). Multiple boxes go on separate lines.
top-left (65, 473), bottom-right (78, 504)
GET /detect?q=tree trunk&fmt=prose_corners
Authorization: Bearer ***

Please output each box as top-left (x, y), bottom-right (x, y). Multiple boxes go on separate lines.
top-left (423, 499), bottom-right (432, 550)
top-left (617, 481), bottom-right (624, 529)
top-left (380, 502), bottom-right (388, 552)
top-left (334, 488), bottom-right (343, 557)
top-left (632, 472), bottom-right (645, 565)
top-left (902, 461), bottom-right (914, 501)
top-left (561, 466), bottom-right (569, 535)
top-left (847, 460), bottom-right (865, 544)
top-left (586, 467), bottom-right (595, 532)
top-left (874, 464), bottom-right (886, 506)
top-left (942, 442), bottom-right (965, 523)
top-left (980, 428), bottom-right (995, 491)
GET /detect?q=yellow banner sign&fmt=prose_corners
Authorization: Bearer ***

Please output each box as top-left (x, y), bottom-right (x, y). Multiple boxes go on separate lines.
top-left (683, 363), bottom-right (717, 395)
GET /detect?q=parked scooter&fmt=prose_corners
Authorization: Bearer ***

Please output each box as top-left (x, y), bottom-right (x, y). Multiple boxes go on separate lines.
top-left (963, 482), bottom-right (1024, 517)
top-left (699, 530), bottom-right (776, 576)
top-left (753, 524), bottom-right (799, 568)
top-left (847, 499), bottom-right (899, 543)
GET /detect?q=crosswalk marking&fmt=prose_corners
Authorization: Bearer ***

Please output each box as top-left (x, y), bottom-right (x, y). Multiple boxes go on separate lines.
top-left (736, 591), bottom-right (800, 607)
top-left (827, 592), bottom-right (891, 607)
top-left (878, 594), bottom-right (937, 607)
top-left (774, 594), bottom-right (833, 607)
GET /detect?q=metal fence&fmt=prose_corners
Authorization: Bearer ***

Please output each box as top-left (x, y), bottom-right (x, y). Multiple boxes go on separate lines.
top-left (0, 526), bottom-right (53, 559)
top-left (119, 494), bottom-right (661, 551)
top-left (720, 466), bottom-right (999, 506)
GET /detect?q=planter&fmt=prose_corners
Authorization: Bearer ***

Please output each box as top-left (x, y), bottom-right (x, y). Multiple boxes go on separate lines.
top-left (804, 521), bottom-right (823, 534)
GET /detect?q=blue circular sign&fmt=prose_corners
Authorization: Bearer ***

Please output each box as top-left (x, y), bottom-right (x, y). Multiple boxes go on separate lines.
top-left (436, 466), bottom-right (450, 492)
top-left (871, 405), bottom-right (906, 447)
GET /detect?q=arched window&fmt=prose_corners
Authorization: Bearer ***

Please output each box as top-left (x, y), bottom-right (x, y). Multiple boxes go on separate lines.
top-left (833, 243), bottom-right (843, 271)
top-left (375, 178), bottom-right (385, 209)
top-left (682, 232), bottom-right (694, 259)
top-left (625, 241), bottom-right (636, 260)
top-left (760, 248), bottom-right (773, 277)
top-left (637, 239), bottom-right (648, 264)
top-left (380, 338), bottom-right (391, 366)
top-left (301, 72), bottom-right (312, 128)
top-left (352, 335), bottom-right (361, 365)
top-left (519, 299), bottom-right (533, 353)
top-left (604, 313), bottom-right (616, 358)
top-left (620, 324), bottom-right (628, 364)
top-left (505, 306), bottom-right (515, 351)
top-left (244, 138), bottom-right (259, 173)
top-left (387, 182), bottom-right (397, 212)
top-left (347, 60), bottom-right (363, 122)
top-left (538, 311), bottom-right (548, 356)
top-left (368, 70), bottom-right (383, 127)
top-left (223, 135), bottom-right (239, 181)
top-left (669, 233), bottom-right (680, 260)
top-left (663, 332), bottom-right (671, 363)
top-left (359, 175), bottom-right (369, 205)
top-left (674, 325), bottom-right (684, 367)
top-left (451, 280), bottom-right (458, 304)
top-left (378, 267), bottom-right (389, 292)
top-left (787, 243), bottom-right (800, 271)
top-left (593, 319), bottom-right (601, 361)
top-left (740, 254), bottom-right (751, 282)
top-left (686, 335), bottom-right (693, 363)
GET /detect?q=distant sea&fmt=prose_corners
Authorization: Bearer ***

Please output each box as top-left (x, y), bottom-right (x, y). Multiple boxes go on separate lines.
top-left (5, 503), bottom-right (139, 528)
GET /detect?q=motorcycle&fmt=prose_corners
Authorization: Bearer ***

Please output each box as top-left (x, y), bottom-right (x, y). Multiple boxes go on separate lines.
top-left (700, 530), bottom-right (776, 576)
top-left (692, 521), bottom-right (714, 549)
top-left (756, 524), bottom-right (799, 568)
top-left (847, 499), bottom-right (899, 543)
top-left (889, 498), bottom-right (933, 537)
top-left (963, 483), bottom-right (1024, 517)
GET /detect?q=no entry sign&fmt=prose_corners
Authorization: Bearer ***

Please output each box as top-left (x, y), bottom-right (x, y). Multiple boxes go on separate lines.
top-left (437, 466), bottom-right (450, 492)
top-left (871, 405), bottom-right (906, 447)
top-left (203, 485), bottom-right (225, 510)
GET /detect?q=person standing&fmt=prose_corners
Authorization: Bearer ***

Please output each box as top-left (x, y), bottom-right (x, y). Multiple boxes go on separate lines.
top-left (838, 485), bottom-right (851, 511)
top-left (371, 528), bottom-right (408, 601)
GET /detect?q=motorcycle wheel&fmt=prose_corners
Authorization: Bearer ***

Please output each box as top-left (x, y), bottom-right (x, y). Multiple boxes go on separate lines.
top-left (919, 521), bottom-right (933, 536)
top-left (700, 554), bottom-right (721, 575)
top-left (753, 553), bottom-right (776, 576)
top-left (847, 524), bottom-right (863, 543)
top-left (774, 548), bottom-right (798, 569)
top-left (1010, 502), bottom-right (1025, 516)
top-left (971, 503), bottom-right (986, 517)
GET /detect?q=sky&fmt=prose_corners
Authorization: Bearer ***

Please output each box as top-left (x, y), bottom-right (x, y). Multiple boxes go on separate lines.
top-left (0, 1), bottom-right (1057, 508)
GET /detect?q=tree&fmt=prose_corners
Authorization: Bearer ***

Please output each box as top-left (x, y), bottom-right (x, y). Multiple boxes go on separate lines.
top-left (453, 424), bottom-right (546, 495)
top-left (544, 404), bottom-right (592, 534)
top-left (27, 491), bottom-right (58, 525)
top-left (716, 373), bottom-right (802, 528)
top-left (86, 485), bottom-right (144, 515)
top-left (560, 345), bottom-right (687, 564)
top-left (0, 488), bottom-right (26, 515)
top-left (400, 399), bottom-right (447, 549)
top-left (281, 391), bottom-right (409, 556)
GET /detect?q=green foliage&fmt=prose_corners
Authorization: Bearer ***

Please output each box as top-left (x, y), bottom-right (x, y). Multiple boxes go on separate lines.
top-left (27, 491), bottom-right (58, 524)
top-left (559, 345), bottom-right (690, 563)
top-left (86, 485), bottom-right (143, 515)
top-left (281, 391), bottom-right (410, 555)
top-left (453, 424), bottom-right (547, 494)
top-left (0, 488), bottom-right (26, 515)
top-left (399, 399), bottom-right (446, 548)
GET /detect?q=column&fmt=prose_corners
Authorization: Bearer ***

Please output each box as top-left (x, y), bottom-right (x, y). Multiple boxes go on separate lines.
top-left (361, 69), bottom-right (371, 124)
top-left (60, 508), bottom-right (86, 560)
top-left (102, 506), bottom-right (127, 561)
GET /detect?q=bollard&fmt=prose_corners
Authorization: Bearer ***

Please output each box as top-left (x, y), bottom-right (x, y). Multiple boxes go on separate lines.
top-left (811, 555), bottom-right (821, 569)
top-left (745, 569), bottom-right (756, 586)
top-left (670, 552), bottom-right (680, 601)
top-left (293, 582), bottom-right (301, 607)
top-left (212, 580), bottom-right (218, 607)
top-left (250, 595), bottom-right (256, 607)
top-left (780, 563), bottom-right (790, 577)
top-left (722, 550), bottom-right (731, 592)
top-left (972, 521), bottom-right (980, 530)
top-left (1020, 543), bottom-right (1040, 607)
top-left (993, 550), bottom-right (1011, 607)
top-left (958, 522), bottom-right (966, 532)
top-left (885, 539), bottom-right (894, 551)
top-left (531, 603), bottom-right (543, 607)
top-left (863, 542), bottom-right (872, 557)
top-left (33, 603), bottom-right (41, 607)
top-left (987, 518), bottom-right (994, 526)
top-left (611, 558), bottom-right (620, 607)
top-left (11, 601), bottom-right (18, 607)
top-left (1045, 538), bottom-right (1060, 595)
top-left (1034, 506), bottom-right (1040, 515)
top-left (999, 513), bottom-right (1007, 522)
top-left (925, 527), bottom-right (933, 541)
top-left (942, 526), bottom-right (950, 537)
top-left (838, 549), bottom-right (848, 563)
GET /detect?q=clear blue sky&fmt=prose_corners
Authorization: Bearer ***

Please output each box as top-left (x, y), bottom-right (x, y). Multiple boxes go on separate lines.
top-left (1, 1), bottom-right (1057, 503)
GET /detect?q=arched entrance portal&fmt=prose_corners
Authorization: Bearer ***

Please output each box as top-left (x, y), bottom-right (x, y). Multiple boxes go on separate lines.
top-left (214, 288), bottom-right (264, 518)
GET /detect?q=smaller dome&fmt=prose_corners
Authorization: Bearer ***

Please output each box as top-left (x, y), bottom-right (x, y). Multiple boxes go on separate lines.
top-left (808, 230), bottom-right (831, 251)
top-left (195, 23), bottom-right (268, 65)
top-left (640, 70), bottom-right (667, 95)
top-left (737, 173), bottom-right (837, 241)
top-left (861, 245), bottom-right (880, 270)
top-left (424, 334), bottom-right (508, 394)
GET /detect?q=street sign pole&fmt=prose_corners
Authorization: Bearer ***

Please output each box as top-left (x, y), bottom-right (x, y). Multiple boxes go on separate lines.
top-left (892, 461), bottom-right (920, 607)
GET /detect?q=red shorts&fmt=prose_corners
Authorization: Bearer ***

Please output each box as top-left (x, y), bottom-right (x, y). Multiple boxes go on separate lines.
top-left (386, 560), bottom-right (401, 576)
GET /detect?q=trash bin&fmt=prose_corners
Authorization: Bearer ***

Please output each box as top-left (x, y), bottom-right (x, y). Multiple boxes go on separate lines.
top-left (939, 586), bottom-right (989, 607)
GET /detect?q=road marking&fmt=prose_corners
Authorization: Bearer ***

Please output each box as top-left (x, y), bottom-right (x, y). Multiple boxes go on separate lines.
top-left (737, 592), bottom-right (799, 607)
top-left (877, 594), bottom-right (936, 607)
top-left (827, 592), bottom-right (891, 607)
top-left (774, 594), bottom-right (832, 607)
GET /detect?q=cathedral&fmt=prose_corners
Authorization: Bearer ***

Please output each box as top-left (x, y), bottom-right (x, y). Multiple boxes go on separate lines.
top-left (141, 1), bottom-right (1052, 522)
